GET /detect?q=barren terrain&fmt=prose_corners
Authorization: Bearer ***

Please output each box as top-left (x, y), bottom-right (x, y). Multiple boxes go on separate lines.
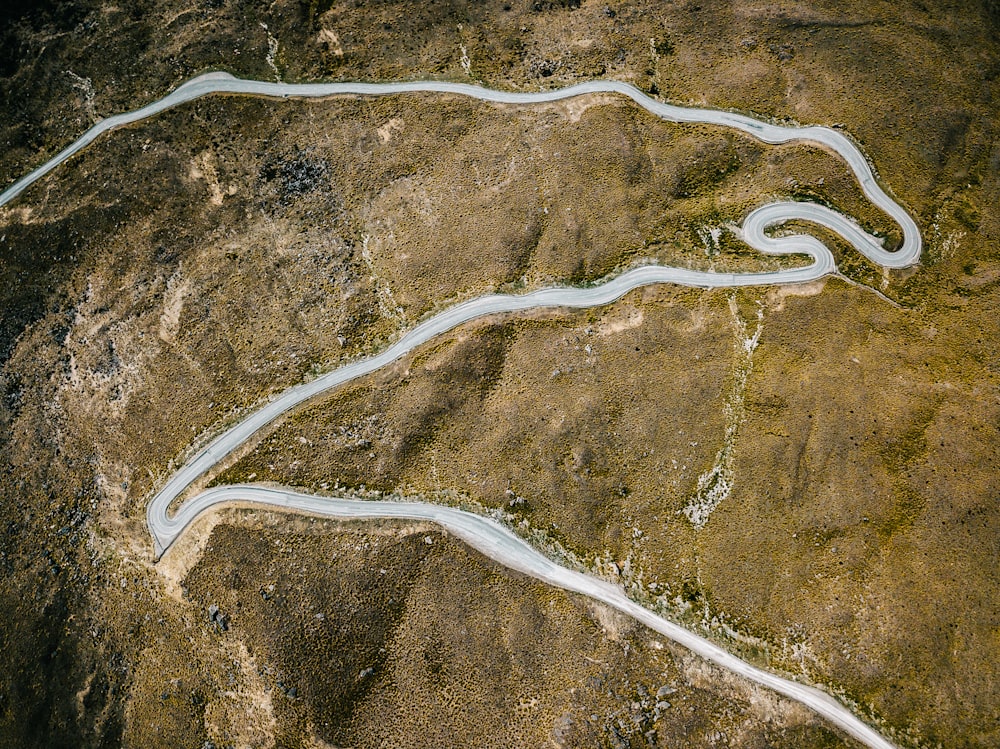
top-left (0, 1), bottom-right (997, 747)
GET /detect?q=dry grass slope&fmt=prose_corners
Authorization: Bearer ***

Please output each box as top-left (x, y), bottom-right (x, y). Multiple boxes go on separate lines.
top-left (0, 1), bottom-right (997, 747)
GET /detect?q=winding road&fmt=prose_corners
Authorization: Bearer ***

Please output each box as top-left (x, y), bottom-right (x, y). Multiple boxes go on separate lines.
top-left (2, 72), bottom-right (920, 749)
top-left (178, 485), bottom-right (896, 749)
top-left (1, 72), bottom-right (920, 271)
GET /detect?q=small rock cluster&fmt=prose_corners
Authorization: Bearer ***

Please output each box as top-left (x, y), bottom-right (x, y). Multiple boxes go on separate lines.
top-left (207, 603), bottom-right (229, 632)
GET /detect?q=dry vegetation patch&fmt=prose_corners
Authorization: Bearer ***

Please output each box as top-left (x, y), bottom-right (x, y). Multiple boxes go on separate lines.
top-left (179, 518), bottom-right (852, 748)
top-left (1, 0), bottom-right (998, 746)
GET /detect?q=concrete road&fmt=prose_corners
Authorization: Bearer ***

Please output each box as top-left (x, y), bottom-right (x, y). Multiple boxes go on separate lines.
top-left (160, 485), bottom-right (897, 749)
top-left (1, 73), bottom-right (917, 749)
top-left (0, 72), bottom-right (923, 273)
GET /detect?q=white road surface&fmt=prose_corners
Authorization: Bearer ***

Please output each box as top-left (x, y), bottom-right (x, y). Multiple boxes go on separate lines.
top-left (2, 73), bottom-right (918, 749)
top-left (0, 73), bottom-right (923, 272)
top-left (168, 485), bottom-right (897, 749)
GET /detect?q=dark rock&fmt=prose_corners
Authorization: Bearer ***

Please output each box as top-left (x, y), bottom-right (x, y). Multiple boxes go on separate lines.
top-left (530, 58), bottom-right (560, 78)
top-left (769, 43), bottom-right (795, 61)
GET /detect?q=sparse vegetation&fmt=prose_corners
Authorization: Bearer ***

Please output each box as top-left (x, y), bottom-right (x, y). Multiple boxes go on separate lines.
top-left (0, 0), bottom-right (997, 747)
top-left (180, 515), bottom-right (850, 749)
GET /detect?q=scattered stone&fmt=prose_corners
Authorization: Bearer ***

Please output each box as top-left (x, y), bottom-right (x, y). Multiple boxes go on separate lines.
top-left (257, 149), bottom-right (333, 209)
top-left (609, 724), bottom-right (629, 749)
top-left (529, 58), bottom-right (560, 78)
top-left (656, 685), bottom-right (676, 698)
top-left (208, 604), bottom-right (229, 631)
top-left (769, 43), bottom-right (795, 61)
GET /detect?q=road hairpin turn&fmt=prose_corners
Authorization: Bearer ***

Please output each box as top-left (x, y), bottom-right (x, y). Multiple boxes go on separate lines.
top-left (4, 72), bottom-right (919, 749)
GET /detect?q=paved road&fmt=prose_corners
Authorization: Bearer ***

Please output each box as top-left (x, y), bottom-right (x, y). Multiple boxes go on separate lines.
top-left (144, 197), bottom-right (889, 558)
top-left (129, 76), bottom-right (919, 557)
top-left (170, 485), bottom-right (896, 749)
top-left (0, 72), bottom-right (920, 270)
top-left (3, 72), bottom-right (916, 749)
top-left (146, 250), bottom-right (849, 554)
